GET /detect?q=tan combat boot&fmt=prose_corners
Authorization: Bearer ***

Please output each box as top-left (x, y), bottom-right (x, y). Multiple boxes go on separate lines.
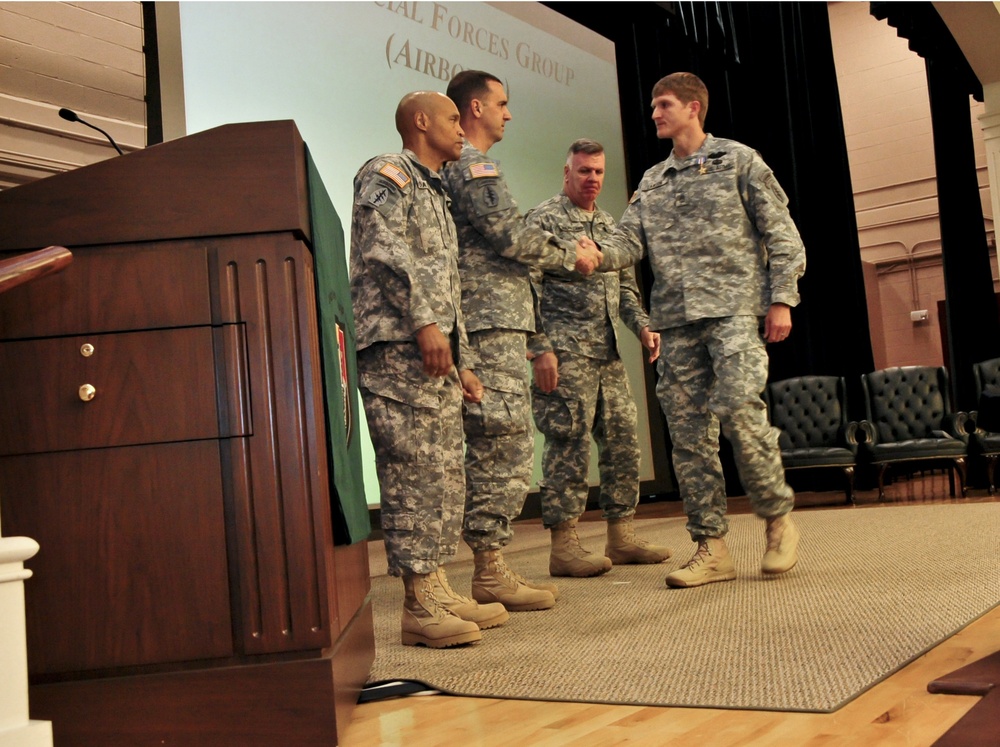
top-left (401, 572), bottom-right (482, 648)
top-left (504, 564), bottom-right (560, 601)
top-left (472, 550), bottom-right (556, 611)
top-left (664, 537), bottom-right (736, 588)
top-left (549, 519), bottom-right (612, 577)
top-left (761, 513), bottom-right (800, 574)
top-left (431, 567), bottom-right (510, 630)
top-left (605, 517), bottom-right (672, 565)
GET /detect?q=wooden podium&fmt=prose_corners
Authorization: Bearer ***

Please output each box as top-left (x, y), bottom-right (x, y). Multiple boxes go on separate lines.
top-left (0, 121), bottom-right (373, 746)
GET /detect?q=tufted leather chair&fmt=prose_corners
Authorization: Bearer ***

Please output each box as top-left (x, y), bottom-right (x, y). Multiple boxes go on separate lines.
top-left (859, 366), bottom-right (968, 501)
top-left (970, 357), bottom-right (1000, 494)
top-left (766, 376), bottom-right (860, 504)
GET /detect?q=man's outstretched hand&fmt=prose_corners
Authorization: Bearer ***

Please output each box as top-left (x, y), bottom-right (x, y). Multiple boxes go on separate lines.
top-left (574, 237), bottom-right (603, 276)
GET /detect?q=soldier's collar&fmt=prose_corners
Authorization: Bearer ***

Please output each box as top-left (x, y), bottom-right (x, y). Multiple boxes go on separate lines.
top-left (560, 192), bottom-right (600, 218)
top-left (665, 134), bottom-right (719, 173)
top-left (402, 148), bottom-right (445, 185)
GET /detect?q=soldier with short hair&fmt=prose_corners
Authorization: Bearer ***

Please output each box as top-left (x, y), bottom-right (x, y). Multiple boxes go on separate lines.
top-left (442, 70), bottom-right (603, 612)
top-left (527, 138), bottom-right (672, 578)
top-left (596, 72), bottom-right (807, 588)
top-left (351, 91), bottom-right (509, 648)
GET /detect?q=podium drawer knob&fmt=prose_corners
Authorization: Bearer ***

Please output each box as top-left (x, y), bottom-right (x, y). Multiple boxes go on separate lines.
top-left (79, 384), bottom-right (96, 402)
top-left (81, 343), bottom-right (95, 357)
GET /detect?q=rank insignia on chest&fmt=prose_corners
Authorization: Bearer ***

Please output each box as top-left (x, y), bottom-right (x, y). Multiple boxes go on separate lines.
top-left (469, 162), bottom-right (499, 179)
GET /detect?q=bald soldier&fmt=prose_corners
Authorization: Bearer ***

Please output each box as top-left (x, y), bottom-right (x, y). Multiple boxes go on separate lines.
top-left (351, 91), bottom-right (509, 648)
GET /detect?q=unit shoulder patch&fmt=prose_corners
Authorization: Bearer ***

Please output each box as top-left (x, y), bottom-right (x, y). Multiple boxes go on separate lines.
top-left (360, 176), bottom-right (404, 216)
top-left (762, 172), bottom-right (788, 204)
top-left (471, 179), bottom-right (513, 215)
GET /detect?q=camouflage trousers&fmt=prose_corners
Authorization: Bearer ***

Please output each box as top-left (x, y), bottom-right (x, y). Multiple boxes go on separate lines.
top-left (655, 316), bottom-right (794, 539)
top-left (532, 352), bottom-right (641, 527)
top-left (462, 329), bottom-right (534, 551)
top-left (357, 342), bottom-right (465, 577)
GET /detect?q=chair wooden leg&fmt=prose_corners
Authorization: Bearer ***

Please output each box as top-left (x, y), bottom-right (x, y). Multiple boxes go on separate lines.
top-left (953, 457), bottom-right (967, 498)
top-left (843, 465), bottom-right (855, 505)
top-left (877, 463), bottom-right (888, 501)
top-left (987, 455), bottom-right (998, 496)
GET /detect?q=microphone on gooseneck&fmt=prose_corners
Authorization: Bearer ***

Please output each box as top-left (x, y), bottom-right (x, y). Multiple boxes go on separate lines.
top-left (58, 107), bottom-right (124, 156)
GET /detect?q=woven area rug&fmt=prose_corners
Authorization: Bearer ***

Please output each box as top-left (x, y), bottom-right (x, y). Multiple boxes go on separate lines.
top-left (365, 503), bottom-right (1000, 712)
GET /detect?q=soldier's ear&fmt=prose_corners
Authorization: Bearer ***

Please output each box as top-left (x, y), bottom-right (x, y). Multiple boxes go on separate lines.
top-left (414, 110), bottom-right (429, 132)
top-left (471, 98), bottom-right (483, 118)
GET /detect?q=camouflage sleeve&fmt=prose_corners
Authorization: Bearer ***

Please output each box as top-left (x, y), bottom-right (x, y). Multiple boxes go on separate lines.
top-left (743, 154), bottom-right (806, 307)
top-left (456, 315), bottom-right (478, 372)
top-left (526, 268), bottom-right (554, 358)
top-left (596, 192), bottom-right (647, 271)
top-left (353, 164), bottom-right (437, 333)
top-left (444, 163), bottom-right (578, 273)
top-left (618, 265), bottom-right (649, 339)
top-left (524, 206), bottom-right (555, 357)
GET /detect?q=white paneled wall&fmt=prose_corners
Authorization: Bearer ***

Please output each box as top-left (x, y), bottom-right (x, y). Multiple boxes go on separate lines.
top-left (828, 1), bottom-right (996, 369)
top-left (1, 6), bottom-right (144, 744)
top-left (0, 2), bottom-right (145, 189)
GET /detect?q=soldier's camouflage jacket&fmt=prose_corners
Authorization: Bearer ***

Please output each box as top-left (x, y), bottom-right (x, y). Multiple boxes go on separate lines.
top-left (598, 134), bottom-right (806, 330)
top-left (525, 192), bottom-right (648, 361)
top-left (350, 149), bottom-right (473, 369)
top-left (441, 141), bottom-right (579, 335)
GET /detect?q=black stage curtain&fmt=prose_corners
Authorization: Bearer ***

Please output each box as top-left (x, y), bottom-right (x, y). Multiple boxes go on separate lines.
top-left (547, 3), bottom-right (876, 495)
top-left (549, 2), bottom-right (875, 407)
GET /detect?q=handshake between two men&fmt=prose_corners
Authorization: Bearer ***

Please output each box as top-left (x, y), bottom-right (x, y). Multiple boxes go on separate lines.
top-left (573, 236), bottom-right (603, 276)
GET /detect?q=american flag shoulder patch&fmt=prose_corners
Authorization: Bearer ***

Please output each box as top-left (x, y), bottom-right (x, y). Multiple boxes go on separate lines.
top-left (468, 162), bottom-right (499, 179)
top-left (378, 162), bottom-right (411, 189)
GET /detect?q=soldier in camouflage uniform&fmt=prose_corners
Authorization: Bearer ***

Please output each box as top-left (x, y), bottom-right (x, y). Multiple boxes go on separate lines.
top-left (441, 70), bottom-right (603, 611)
top-left (352, 91), bottom-right (510, 648)
top-left (596, 73), bottom-right (806, 588)
top-left (526, 139), bottom-right (672, 578)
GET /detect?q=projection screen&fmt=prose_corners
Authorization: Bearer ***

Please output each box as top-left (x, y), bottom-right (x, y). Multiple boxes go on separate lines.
top-left (161, 1), bottom-right (656, 506)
